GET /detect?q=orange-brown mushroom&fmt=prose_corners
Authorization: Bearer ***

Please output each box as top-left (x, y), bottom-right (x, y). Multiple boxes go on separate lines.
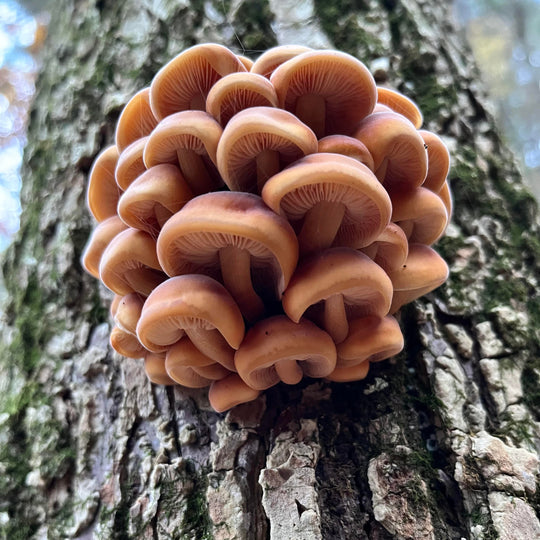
top-left (114, 292), bottom-right (145, 336)
top-left (87, 145), bottom-right (121, 222)
top-left (144, 352), bottom-right (176, 385)
top-left (318, 134), bottom-right (375, 171)
top-left (376, 86), bottom-right (423, 129)
top-left (115, 137), bottom-right (148, 191)
top-left (420, 130), bottom-right (450, 193)
top-left (110, 325), bottom-right (147, 359)
top-left (250, 44), bottom-right (312, 78)
top-left (360, 222), bottom-right (409, 272)
top-left (208, 373), bottom-right (261, 413)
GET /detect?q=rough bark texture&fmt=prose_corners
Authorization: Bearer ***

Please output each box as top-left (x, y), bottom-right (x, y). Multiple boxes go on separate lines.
top-left (1, 1), bottom-right (539, 539)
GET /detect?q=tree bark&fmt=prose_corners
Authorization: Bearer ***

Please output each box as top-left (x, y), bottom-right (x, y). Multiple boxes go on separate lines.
top-left (1, 1), bottom-right (539, 539)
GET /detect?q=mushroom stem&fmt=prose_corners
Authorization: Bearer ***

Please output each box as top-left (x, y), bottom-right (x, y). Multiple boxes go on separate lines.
top-left (219, 245), bottom-right (266, 322)
top-left (176, 148), bottom-right (215, 195)
top-left (323, 293), bottom-right (349, 344)
top-left (256, 149), bottom-right (280, 193)
top-left (296, 94), bottom-right (326, 139)
top-left (275, 359), bottom-right (303, 385)
top-left (185, 327), bottom-right (236, 371)
top-left (298, 201), bottom-right (346, 255)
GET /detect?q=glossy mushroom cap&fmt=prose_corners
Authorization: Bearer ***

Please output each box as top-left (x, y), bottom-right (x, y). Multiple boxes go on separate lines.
top-left (110, 325), bottom-right (147, 359)
top-left (117, 164), bottom-right (194, 236)
top-left (318, 135), bottom-right (375, 171)
top-left (387, 243), bottom-right (449, 313)
top-left (150, 43), bottom-right (246, 120)
top-left (420, 130), bottom-right (450, 192)
top-left (262, 152), bottom-right (392, 254)
top-left (250, 45), bottom-right (312, 78)
top-left (208, 373), bottom-right (261, 413)
top-left (114, 292), bottom-right (145, 336)
top-left (282, 248), bottom-right (393, 343)
top-left (376, 86), bottom-right (423, 129)
top-left (271, 50), bottom-right (377, 138)
top-left (115, 87), bottom-right (158, 152)
top-left (360, 222), bottom-right (409, 272)
top-left (216, 106), bottom-right (318, 193)
top-left (144, 352), bottom-right (176, 385)
top-left (87, 145), bottom-right (121, 222)
top-left (115, 137), bottom-right (148, 191)
top-left (235, 316), bottom-right (337, 390)
top-left (438, 181), bottom-right (453, 219)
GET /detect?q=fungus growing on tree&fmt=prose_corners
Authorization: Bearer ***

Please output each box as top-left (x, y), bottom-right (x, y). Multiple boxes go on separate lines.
top-left (82, 43), bottom-right (452, 412)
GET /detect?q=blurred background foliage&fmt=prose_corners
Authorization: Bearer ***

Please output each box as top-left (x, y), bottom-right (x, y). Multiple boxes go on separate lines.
top-left (0, 0), bottom-right (538, 254)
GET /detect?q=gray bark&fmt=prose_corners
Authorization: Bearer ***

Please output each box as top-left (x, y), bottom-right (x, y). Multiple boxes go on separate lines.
top-left (1, 1), bottom-right (539, 538)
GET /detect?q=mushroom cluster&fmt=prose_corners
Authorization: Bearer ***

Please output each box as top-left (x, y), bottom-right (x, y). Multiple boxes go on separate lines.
top-left (82, 44), bottom-right (451, 412)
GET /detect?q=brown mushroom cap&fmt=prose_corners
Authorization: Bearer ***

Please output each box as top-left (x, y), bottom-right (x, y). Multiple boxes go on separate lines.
top-left (136, 274), bottom-right (244, 371)
top-left (81, 216), bottom-right (128, 279)
top-left (117, 164), bottom-right (194, 236)
top-left (157, 191), bottom-right (299, 321)
top-left (282, 248), bottom-right (393, 343)
top-left (206, 72), bottom-right (279, 127)
top-left (250, 45), bottom-right (312, 78)
top-left (99, 228), bottom-right (166, 296)
top-left (236, 54), bottom-right (254, 71)
top-left (387, 243), bottom-right (449, 313)
top-left (216, 106), bottom-right (318, 193)
top-left (354, 111), bottom-right (427, 192)
top-left (318, 134), bottom-right (375, 171)
top-left (144, 352), bottom-right (176, 385)
top-left (87, 145), bottom-right (121, 222)
top-left (391, 187), bottom-right (449, 245)
top-left (336, 315), bottom-right (404, 367)
top-left (262, 152), bottom-right (392, 255)
top-left (115, 137), bottom-right (148, 191)
top-left (208, 373), bottom-right (261, 413)
top-left (234, 316), bottom-right (336, 390)
top-left (110, 325), bottom-right (147, 359)
top-left (115, 87), bottom-right (158, 153)
top-left (271, 50), bottom-right (377, 138)
top-left (376, 86), bottom-right (423, 129)
top-left (165, 338), bottom-right (230, 388)
top-left (360, 222), bottom-right (409, 272)
top-left (438, 180), bottom-right (453, 219)
top-left (150, 43), bottom-right (246, 120)
top-left (144, 110), bottom-right (223, 195)
top-left (325, 360), bottom-right (370, 382)
top-left (420, 130), bottom-right (450, 192)
top-left (114, 292), bottom-right (145, 336)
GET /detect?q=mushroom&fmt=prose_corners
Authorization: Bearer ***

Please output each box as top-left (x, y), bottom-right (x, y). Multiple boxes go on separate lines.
top-left (216, 106), bottom-right (318, 193)
top-left (165, 338), bottom-right (231, 388)
top-left (353, 111), bottom-right (427, 192)
top-left (206, 72), bottom-right (278, 127)
top-left (376, 86), bottom-right (423, 129)
top-left (317, 134), bottom-right (375, 171)
top-left (156, 191), bottom-right (298, 322)
top-left (261, 153), bottom-right (392, 255)
top-left (208, 373), bottom-right (262, 413)
top-left (360, 222), bottom-right (409, 272)
top-left (420, 130), bottom-right (450, 192)
top-left (115, 137), bottom-right (148, 190)
top-left (136, 274), bottom-right (244, 371)
top-left (386, 243), bottom-right (449, 313)
top-left (237, 54), bottom-right (254, 71)
top-left (87, 145), bottom-right (121, 222)
top-left (234, 316), bottom-right (336, 390)
top-left (438, 180), bottom-right (453, 219)
top-left (270, 50), bottom-right (377, 138)
top-left (114, 292), bottom-right (145, 336)
top-left (326, 360), bottom-right (370, 383)
top-left (250, 45), bottom-right (312, 78)
top-left (110, 325), bottom-right (147, 359)
top-left (144, 352), bottom-right (176, 385)
top-left (144, 110), bottom-right (223, 195)
top-left (81, 216), bottom-right (128, 279)
top-left (117, 164), bottom-right (194, 236)
top-left (115, 87), bottom-right (158, 152)
top-left (99, 228), bottom-right (166, 296)
top-left (282, 248), bottom-right (393, 344)
top-left (150, 43), bottom-right (246, 120)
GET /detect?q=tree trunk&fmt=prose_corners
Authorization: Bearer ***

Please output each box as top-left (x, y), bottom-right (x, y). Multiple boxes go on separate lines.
top-left (1, 1), bottom-right (539, 538)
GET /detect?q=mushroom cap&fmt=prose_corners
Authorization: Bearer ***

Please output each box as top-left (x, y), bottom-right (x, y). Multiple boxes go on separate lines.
top-left (376, 86), bottom-right (423, 128)
top-left (136, 274), bottom-right (245, 353)
top-left (391, 187), bottom-right (449, 245)
top-left (318, 134), bottom-right (375, 171)
top-left (99, 228), bottom-right (165, 296)
top-left (117, 164), bottom-right (194, 236)
top-left (157, 191), bottom-right (299, 300)
top-left (250, 45), bottom-right (312, 78)
top-left (325, 360), bottom-right (370, 382)
top-left (114, 292), bottom-right (145, 336)
top-left (234, 316), bottom-right (337, 390)
top-left (360, 222), bottom-right (409, 272)
top-left (165, 338), bottom-right (230, 388)
top-left (282, 248), bottom-right (393, 324)
top-left (208, 373), bottom-right (261, 413)
top-left (81, 216), bottom-right (128, 279)
top-left (143, 110), bottom-right (223, 194)
top-left (438, 180), bottom-right (453, 219)
top-left (387, 243), bottom-right (449, 313)
top-left (206, 72), bottom-right (279, 126)
top-left (354, 111), bottom-right (427, 191)
top-left (149, 43), bottom-right (246, 120)
top-left (216, 106), bottom-right (318, 193)
top-left (144, 352), bottom-right (176, 385)
top-left (336, 315), bottom-right (404, 367)
top-left (261, 152), bottom-right (392, 249)
top-left (115, 87), bottom-right (158, 153)
top-left (115, 137), bottom-right (148, 191)
top-left (110, 325), bottom-right (147, 359)
top-left (420, 130), bottom-right (450, 192)
top-left (236, 54), bottom-right (254, 71)
top-left (270, 49), bottom-right (377, 137)
top-left (87, 145), bottom-right (121, 222)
